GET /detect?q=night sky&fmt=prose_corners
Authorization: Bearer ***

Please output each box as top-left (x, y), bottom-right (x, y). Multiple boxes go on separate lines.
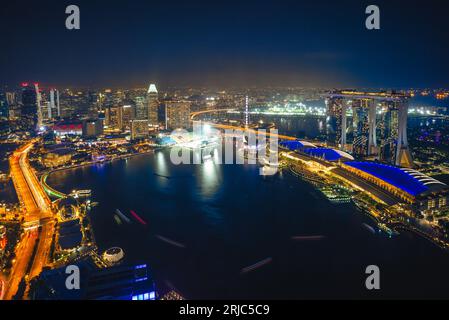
top-left (1, 0), bottom-right (449, 88)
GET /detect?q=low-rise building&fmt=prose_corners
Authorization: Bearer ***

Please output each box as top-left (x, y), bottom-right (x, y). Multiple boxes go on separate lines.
top-left (342, 161), bottom-right (449, 214)
top-left (43, 148), bottom-right (73, 168)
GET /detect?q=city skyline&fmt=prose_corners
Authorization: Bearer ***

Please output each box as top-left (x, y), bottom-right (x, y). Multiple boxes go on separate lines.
top-left (1, 0), bottom-right (449, 88)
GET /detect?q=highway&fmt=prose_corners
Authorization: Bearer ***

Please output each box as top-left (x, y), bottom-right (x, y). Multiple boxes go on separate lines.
top-left (2, 141), bottom-right (55, 300)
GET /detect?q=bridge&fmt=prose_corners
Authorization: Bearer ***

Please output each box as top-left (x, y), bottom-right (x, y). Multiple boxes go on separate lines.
top-left (2, 141), bottom-right (55, 300)
top-left (41, 173), bottom-right (66, 199)
top-left (191, 108), bottom-right (300, 141)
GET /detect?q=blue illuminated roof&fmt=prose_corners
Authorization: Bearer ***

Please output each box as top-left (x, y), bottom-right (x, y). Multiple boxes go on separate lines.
top-left (280, 140), bottom-right (317, 151)
top-left (345, 162), bottom-right (447, 196)
top-left (304, 148), bottom-right (352, 161)
top-left (280, 140), bottom-right (306, 151)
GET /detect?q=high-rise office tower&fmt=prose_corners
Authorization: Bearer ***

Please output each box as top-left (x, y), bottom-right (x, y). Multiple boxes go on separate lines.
top-left (21, 83), bottom-right (38, 132)
top-left (34, 83), bottom-right (43, 129)
top-left (122, 105), bottom-right (135, 131)
top-left (245, 95), bottom-right (249, 127)
top-left (56, 89), bottom-right (60, 117)
top-left (351, 99), bottom-right (373, 157)
top-left (325, 97), bottom-right (346, 149)
top-left (378, 101), bottom-right (399, 164)
top-left (134, 96), bottom-right (147, 120)
top-left (87, 90), bottom-right (101, 118)
top-left (5, 92), bottom-right (15, 106)
top-left (49, 89), bottom-right (56, 119)
top-left (0, 93), bottom-right (8, 120)
top-left (147, 84), bottom-right (159, 127)
top-left (165, 100), bottom-right (191, 130)
top-left (105, 106), bottom-right (123, 131)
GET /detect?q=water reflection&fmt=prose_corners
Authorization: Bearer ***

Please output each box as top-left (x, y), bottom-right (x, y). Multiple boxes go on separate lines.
top-left (154, 151), bottom-right (169, 187)
top-left (196, 148), bottom-right (222, 198)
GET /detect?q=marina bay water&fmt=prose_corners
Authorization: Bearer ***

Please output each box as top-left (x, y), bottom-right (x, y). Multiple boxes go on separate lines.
top-left (46, 148), bottom-right (449, 299)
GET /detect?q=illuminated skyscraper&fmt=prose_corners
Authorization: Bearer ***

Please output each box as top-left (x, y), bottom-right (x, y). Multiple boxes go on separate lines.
top-left (53, 89), bottom-right (60, 117)
top-left (0, 93), bottom-right (8, 120)
top-left (34, 83), bottom-right (43, 129)
top-left (245, 95), bottom-right (249, 127)
top-left (122, 105), bottom-right (135, 131)
top-left (325, 97), bottom-right (346, 149)
top-left (5, 92), bottom-right (15, 106)
top-left (166, 100), bottom-right (191, 130)
top-left (351, 99), bottom-right (374, 157)
top-left (134, 96), bottom-right (147, 120)
top-left (326, 91), bottom-right (413, 167)
top-left (47, 89), bottom-right (56, 119)
top-left (147, 84), bottom-right (159, 127)
top-left (21, 83), bottom-right (38, 132)
top-left (105, 106), bottom-right (123, 131)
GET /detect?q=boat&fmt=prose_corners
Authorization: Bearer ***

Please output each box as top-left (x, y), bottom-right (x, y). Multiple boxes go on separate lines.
top-left (155, 235), bottom-right (186, 248)
top-left (115, 209), bottom-right (131, 224)
top-left (71, 189), bottom-right (92, 198)
top-left (114, 215), bottom-right (122, 225)
top-left (154, 173), bottom-right (170, 179)
top-left (240, 257), bottom-right (273, 274)
top-left (291, 235), bottom-right (326, 241)
top-left (362, 223), bottom-right (376, 234)
top-left (130, 210), bottom-right (147, 225)
top-left (378, 223), bottom-right (400, 237)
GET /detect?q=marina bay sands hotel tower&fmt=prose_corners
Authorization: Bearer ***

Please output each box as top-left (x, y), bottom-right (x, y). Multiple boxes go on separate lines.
top-left (325, 90), bottom-right (414, 168)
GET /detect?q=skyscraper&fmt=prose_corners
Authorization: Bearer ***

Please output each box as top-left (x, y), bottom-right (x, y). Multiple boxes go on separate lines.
top-left (105, 106), bottom-right (123, 131)
top-left (146, 84), bottom-right (159, 127)
top-left (0, 92), bottom-right (8, 120)
top-left (245, 95), bottom-right (249, 127)
top-left (21, 83), bottom-right (38, 132)
top-left (351, 99), bottom-right (372, 157)
top-left (48, 89), bottom-right (56, 119)
top-left (35, 83), bottom-right (43, 129)
top-left (122, 105), bottom-right (135, 131)
top-left (134, 96), bottom-right (147, 120)
top-left (5, 92), bottom-right (16, 106)
top-left (326, 90), bottom-right (413, 167)
top-left (56, 89), bottom-right (60, 117)
top-left (165, 100), bottom-right (191, 130)
top-left (325, 97), bottom-right (346, 149)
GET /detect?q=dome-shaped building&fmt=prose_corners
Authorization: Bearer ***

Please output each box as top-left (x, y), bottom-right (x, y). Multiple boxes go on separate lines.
top-left (102, 247), bottom-right (125, 265)
top-left (57, 197), bottom-right (79, 220)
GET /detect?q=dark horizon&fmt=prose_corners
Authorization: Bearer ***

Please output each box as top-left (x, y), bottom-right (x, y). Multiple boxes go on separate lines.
top-left (1, 0), bottom-right (449, 89)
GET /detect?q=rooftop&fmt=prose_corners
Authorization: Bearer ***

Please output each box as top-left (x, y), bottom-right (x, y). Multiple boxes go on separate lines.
top-left (279, 140), bottom-right (317, 150)
top-left (148, 84), bottom-right (158, 94)
top-left (345, 162), bottom-right (447, 197)
top-left (304, 148), bottom-right (355, 162)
